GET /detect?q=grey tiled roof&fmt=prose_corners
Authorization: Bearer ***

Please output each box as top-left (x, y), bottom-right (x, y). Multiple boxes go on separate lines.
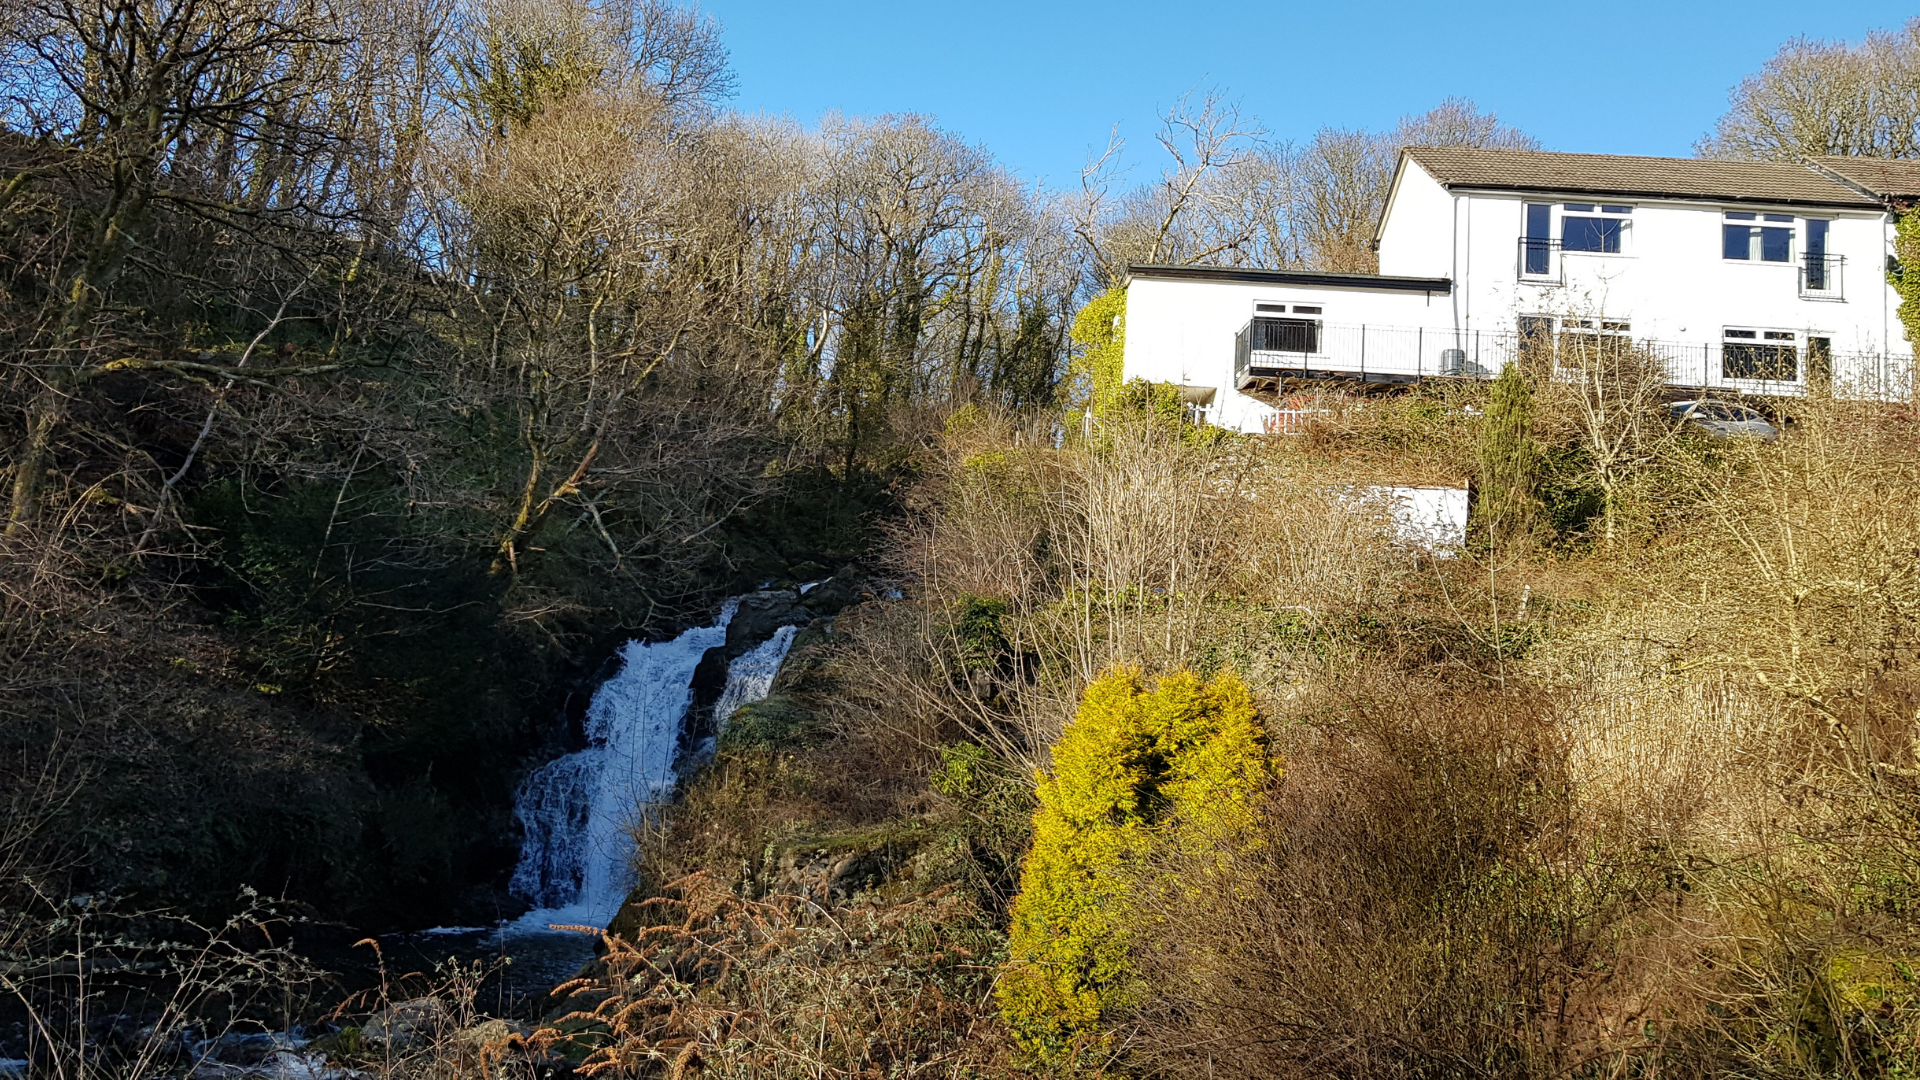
top-left (1805, 155), bottom-right (1920, 199)
top-left (1402, 147), bottom-right (1881, 209)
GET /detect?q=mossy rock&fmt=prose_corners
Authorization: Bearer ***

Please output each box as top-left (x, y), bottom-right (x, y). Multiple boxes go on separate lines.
top-left (603, 884), bottom-right (683, 948)
top-left (758, 822), bottom-right (936, 901)
top-left (306, 1027), bottom-right (365, 1060)
top-left (720, 693), bottom-right (816, 751)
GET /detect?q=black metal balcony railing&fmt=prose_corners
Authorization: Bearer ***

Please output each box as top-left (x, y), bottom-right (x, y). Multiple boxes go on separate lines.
top-left (1231, 318), bottom-right (1914, 400)
top-left (1801, 253), bottom-right (1845, 299)
top-left (1517, 237), bottom-right (1563, 282)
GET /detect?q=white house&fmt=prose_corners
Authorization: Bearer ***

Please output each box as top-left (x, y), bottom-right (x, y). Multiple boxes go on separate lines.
top-left (1123, 148), bottom-right (1920, 433)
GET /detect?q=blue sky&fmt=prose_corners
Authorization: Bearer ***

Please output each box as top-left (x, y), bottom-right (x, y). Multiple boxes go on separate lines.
top-left (699, 0), bottom-right (1916, 188)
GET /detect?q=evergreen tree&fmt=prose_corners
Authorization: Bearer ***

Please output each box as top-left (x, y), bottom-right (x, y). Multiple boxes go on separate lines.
top-left (1476, 361), bottom-right (1539, 546)
top-left (997, 667), bottom-right (1270, 1059)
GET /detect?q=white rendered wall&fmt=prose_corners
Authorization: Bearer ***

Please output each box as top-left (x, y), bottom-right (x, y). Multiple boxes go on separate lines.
top-left (1125, 171), bottom-right (1918, 424)
top-left (1449, 192), bottom-right (1909, 391)
top-left (1123, 275), bottom-right (1450, 433)
top-left (1377, 162), bottom-right (1456, 280)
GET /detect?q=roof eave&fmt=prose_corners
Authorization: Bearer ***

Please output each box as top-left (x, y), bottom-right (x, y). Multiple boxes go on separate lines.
top-left (1436, 182), bottom-right (1880, 211)
top-left (1801, 156), bottom-right (1918, 204)
top-left (1125, 263), bottom-right (1452, 294)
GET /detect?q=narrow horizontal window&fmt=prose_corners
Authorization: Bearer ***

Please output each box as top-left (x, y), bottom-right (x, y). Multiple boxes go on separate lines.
top-left (1725, 329), bottom-right (1757, 338)
top-left (1764, 330), bottom-right (1794, 340)
top-left (1763, 213), bottom-right (1793, 222)
top-left (1255, 303), bottom-right (1286, 313)
top-left (1601, 205), bottom-right (1632, 214)
top-left (1292, 305), bottom-right (1322, 314)
top-left (1564, 203), bottom-right (1595, 212)
top-left (1725, 211), bottom-right (1757, 221)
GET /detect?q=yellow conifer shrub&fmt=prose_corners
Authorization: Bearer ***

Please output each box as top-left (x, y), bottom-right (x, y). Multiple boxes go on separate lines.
top-left (997, 667), bottom-right (1271, 1058)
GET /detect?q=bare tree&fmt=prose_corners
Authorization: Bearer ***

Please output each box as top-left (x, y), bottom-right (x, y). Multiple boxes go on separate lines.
top-left (1293, 97), bottom-right (1538, 272)
top-left (1699, 20), bottom-right (1920, 161)
top-left (1077, 89), bottom-right (1286, 281)
top-left (1077, 95), bottom-right (1535, 279)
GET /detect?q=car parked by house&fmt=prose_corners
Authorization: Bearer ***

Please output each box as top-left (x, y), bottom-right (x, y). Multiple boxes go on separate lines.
top-left (1666, 399), bottom-right (1780, 441)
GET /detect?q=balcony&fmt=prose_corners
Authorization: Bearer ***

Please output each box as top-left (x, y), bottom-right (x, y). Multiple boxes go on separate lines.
top-left (1800, 253), bottom-right (1845, 300)
top-left (1517, 237), bottom-right (1562, 284)
top-left (1233, 318), bottom-right (1510, 391)
top-left (1228, 318), bottom-right (1912, 400)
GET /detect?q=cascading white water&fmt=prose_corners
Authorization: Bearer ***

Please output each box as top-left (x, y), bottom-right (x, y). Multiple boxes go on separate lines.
top-left (701, 624), bottom-right (801, 757)
top-left (506, 600), bottom-right (806, 935)
top-left (508, 601), bottom-right (737, 931)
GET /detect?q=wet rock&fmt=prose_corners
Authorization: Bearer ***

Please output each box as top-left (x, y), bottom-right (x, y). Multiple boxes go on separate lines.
top-left (360, 997), bottom-right (450, 1051)
top-left (202, 1031), bottom-right (292, 1066)
top-left (787, 560), bottom-right (830, 582)
top-left (725, 590), bottom-right (813, 657)
top-left (797, 564), bottom-right (865, 617)
top-left (190, 1048), bottom-right (357, 1079)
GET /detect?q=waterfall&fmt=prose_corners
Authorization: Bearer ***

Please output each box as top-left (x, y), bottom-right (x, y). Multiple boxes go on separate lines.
top-left (506, 600), bottom-right (803, 934)
top-left (700, 624), bottom-right (801, 759)
top-left (508, 602), bottom-right (735, 931)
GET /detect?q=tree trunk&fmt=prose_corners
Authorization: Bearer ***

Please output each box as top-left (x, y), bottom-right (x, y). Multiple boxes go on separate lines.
top-left (4, 384), bottom-right (65, 538)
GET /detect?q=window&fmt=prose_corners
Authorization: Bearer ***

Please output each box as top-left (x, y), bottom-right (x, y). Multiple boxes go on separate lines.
top-left (1524, 203), bottom-right (1553, 275)
top-left (1561, 203), bottom-right (1630, 253)
top-left (1252, 317), bottom-right (1319, 354)
top-left (1255, 303), bottom-right (1287, 313)
top-left (1292, 305), bottom-right (1322, 314)
top-left (1804, 219), bottom-right (1834, 291)
top-left (1722, 327), bottom-right (1798, 380)
top-left (1724, 212), bottom-right (1794, 262)
top-left (1808, 335), bottom-right (1833, 389)
top-left (1558, 317), bottom-right (1632, 366)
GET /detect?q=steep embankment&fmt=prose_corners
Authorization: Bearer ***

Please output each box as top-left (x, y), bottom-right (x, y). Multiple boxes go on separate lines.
top-left (5, 465), bottom-right (900, 934)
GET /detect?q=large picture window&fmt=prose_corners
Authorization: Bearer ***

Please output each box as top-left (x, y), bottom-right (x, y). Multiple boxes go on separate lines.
top-left (1723, 212), bottom-right (1794, 262)
top-left (1722, 327), bottom-right (1798, 380)
top-left (1561, 203), bottom-right (1630, 253)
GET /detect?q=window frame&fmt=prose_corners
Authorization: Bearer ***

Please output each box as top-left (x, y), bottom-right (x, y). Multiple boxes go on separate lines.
top-left (1720, 325), bottom-right (1800, 382)
top-left (1559, 202), bottom-right (1632, 255)
top-left (1722, 211), bottom-right (1796, 264)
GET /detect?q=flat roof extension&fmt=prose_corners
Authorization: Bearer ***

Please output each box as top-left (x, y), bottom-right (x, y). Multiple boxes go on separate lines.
top-left (1126, 264), bottom-right (1452, 294)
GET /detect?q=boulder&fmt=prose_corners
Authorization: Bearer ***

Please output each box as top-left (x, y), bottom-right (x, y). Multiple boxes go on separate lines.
top-left (360, 997), bottom-right (450, 1051)
top-left (786, 560), bottom-right (830, 582)
top-left (720, 694), bottom-right (815, 752)
top-left (797, 564), bottom-right (865, 617)
top-left (725, 589), bottom-right (813, 656)
top-left (763, 826), bottom-right (922, 901)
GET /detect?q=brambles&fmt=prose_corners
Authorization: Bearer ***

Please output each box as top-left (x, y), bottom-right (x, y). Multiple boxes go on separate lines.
top-left (522, 872), bottom-right (1006, 1078)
